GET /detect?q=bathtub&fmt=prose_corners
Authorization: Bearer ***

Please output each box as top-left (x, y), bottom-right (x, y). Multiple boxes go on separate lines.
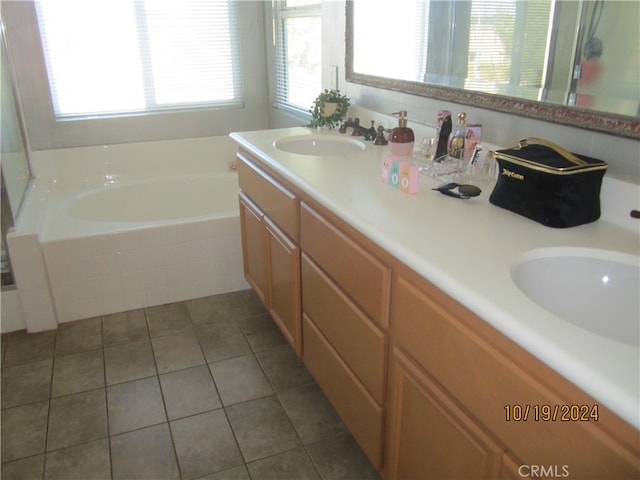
top-left (64, 173), bottom-right (239, 226)
top-left (34, 172), bottom-right (248, 323)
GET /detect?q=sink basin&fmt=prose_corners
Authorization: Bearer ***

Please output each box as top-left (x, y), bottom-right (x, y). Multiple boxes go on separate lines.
top-left (512, 248), bottom-right (639, 347)
top-left (274, 135), bottom-right (366, 156)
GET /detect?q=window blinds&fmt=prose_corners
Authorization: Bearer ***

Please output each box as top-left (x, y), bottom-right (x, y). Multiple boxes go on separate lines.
top-left (35, 0), bottom-right (243, 118)
top-left (272, 0), bottom-right (321, 112)
top-left (465, 0), bottom-right (552, 99)
top-left (353, 0), bottom-right (552, 100)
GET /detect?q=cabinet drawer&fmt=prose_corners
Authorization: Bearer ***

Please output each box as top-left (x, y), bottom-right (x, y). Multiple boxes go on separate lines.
top-left (393, 272), bottom-right (640, 479)
top-left (300, 202), bottom-right (390, 327)
top-left (303, 314), bottom-right (384, 470)
top-left (302, 253), bottom-right (386, 403)
top-left (237, 152), bottom-right (298, 242)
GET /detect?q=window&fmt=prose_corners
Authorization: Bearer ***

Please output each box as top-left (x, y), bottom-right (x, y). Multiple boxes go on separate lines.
top-left (464, 0), bottom-right (552, 99)
top-left (353, 0), bottom-right (428, 83)
top-left (272, 0), bottom-right (322, 113)
top-left (35, 0), bottom-right (243, 119)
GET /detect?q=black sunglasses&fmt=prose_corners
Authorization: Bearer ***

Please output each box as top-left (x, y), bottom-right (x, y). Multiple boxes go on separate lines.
top-left (432, 182), bottom-right (482, 199)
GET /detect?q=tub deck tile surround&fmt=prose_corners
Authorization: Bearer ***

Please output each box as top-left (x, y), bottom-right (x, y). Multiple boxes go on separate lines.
top-left (41, 213), bottom-right (247, 325)
top-left (0, 289), bottom-right (380, 480)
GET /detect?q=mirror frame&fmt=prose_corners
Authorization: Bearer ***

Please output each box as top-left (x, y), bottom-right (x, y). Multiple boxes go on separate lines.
top-left (345, 1), bottom-right (639, 139)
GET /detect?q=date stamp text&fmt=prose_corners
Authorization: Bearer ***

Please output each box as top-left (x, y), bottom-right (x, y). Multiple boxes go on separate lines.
top-left (505, 404), bottom-right (599, 422)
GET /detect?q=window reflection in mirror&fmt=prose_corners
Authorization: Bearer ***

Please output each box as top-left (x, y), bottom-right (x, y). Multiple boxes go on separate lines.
top-left (351, 0), bottom-right (639, 119)
top-left (355, 0), bottom-right (552, 102)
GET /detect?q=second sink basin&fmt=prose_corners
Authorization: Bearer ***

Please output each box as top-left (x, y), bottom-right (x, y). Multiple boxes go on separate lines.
top-left (512, 248), bottom-right (639, 347)
top-left (274, 135), bottom-right (366, 156)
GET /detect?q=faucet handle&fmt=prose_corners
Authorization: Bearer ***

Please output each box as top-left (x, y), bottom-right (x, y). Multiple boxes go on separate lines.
top-left (374, 125), bottom-right (388, 145)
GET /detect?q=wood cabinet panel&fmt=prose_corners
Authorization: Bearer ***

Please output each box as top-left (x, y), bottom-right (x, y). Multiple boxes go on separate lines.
top-left (301, 253), bottom-right (386, 403)
top-left (386, 347), bottom-right (503, 480)
top-left (300, 202), bottom-right (390, 327)
top-left (265, 216), bottom-right (301, 355)
top-left (238, 154), bottom-right (301, 355)
top-left (392, 270), bottom-right (640, 479)
top-left (499, 454), bottom-right (527, 480)
top-left (239, 193), bottom-right (267, 304)
top-left (303, 314), bottom-right (384, 469)
top-left (237, 152), bottom-right (298, 242)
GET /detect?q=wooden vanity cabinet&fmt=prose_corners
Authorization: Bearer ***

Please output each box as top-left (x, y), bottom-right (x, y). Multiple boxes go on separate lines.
top-left (237, 152), bottom-right (301, 355)
top-left (235, 147), bottom-right (639, 479)
top-left (386, 265), bottom-right (640, 480)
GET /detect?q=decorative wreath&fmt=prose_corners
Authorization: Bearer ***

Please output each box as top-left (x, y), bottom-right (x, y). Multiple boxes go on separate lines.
top-left (309, 89), bottom-right (351, 129)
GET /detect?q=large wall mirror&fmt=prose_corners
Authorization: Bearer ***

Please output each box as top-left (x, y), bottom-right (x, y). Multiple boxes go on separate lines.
top-left (346, 0), bottom-right (639, 139)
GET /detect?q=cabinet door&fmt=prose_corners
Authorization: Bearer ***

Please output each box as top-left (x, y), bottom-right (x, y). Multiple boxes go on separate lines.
top-left (386, 347), bottom-right (503, 480)
top-left (239, 193), bottom-right (268, 304)
top-left (265, 216), bottom-right (301, 355)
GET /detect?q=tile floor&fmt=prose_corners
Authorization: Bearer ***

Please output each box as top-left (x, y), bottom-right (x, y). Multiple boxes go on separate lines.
top-left (1, 289), bottom-right (380, 480)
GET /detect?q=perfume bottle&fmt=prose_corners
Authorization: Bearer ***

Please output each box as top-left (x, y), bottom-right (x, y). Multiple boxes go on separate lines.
top-left (434, 110), bottom-right (452, 160)
top-left (449, 111), bottom-right (466, 160)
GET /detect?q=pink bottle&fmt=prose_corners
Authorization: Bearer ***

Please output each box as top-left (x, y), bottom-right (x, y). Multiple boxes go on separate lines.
top-left (399, 162), bottom-right (420, 194)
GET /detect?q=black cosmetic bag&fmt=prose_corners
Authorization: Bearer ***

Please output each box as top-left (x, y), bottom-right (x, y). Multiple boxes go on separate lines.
top-left (489, 138), bottom-right (608, 228)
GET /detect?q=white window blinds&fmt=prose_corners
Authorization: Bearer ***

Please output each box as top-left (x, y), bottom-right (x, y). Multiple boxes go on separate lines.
top-left (35, 0), bottom-right (243, 119)
top-left (352, 0), bottom-right (552, 100)
top-left (272, 0), bottom-right (321, 112)
top-left (465, 0), bottom-right (552, 99)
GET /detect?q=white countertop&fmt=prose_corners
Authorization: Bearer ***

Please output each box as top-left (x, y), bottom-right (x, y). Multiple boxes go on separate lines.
top-left (230, 126), bottom-right (640, 430)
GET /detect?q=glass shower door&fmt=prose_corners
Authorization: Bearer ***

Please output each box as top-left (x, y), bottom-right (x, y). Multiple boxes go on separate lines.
top-left (1, 13), bottom-right (32, 287)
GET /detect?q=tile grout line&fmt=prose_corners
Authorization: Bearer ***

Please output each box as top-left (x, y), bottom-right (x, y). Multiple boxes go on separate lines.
top-left (41, 326), bottom-right (57, 480)
top-left (143, 304), bottom-right (184, 480)
top-left (194, 296), bottom-right (250, 477)
top-left (100, 314), bottom-right (115, 480)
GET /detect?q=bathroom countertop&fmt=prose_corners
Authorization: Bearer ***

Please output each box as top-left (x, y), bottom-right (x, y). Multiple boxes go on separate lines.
top-left (230, 126), bottom-right (640, 430)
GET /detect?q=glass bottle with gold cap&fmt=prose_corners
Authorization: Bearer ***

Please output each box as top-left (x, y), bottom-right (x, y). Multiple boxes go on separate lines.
top-left (449, 111), bottom-right (466, 160)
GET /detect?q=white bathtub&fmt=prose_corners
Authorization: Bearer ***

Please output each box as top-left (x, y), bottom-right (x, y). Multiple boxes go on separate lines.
top-left (34, 172), bottom-right (248, 324)
top-left (67, 174), bottom-right (239, 223)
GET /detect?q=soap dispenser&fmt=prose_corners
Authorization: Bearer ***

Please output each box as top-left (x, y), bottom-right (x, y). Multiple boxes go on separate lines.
top-left (389, 111), bottom-right (415, 156)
